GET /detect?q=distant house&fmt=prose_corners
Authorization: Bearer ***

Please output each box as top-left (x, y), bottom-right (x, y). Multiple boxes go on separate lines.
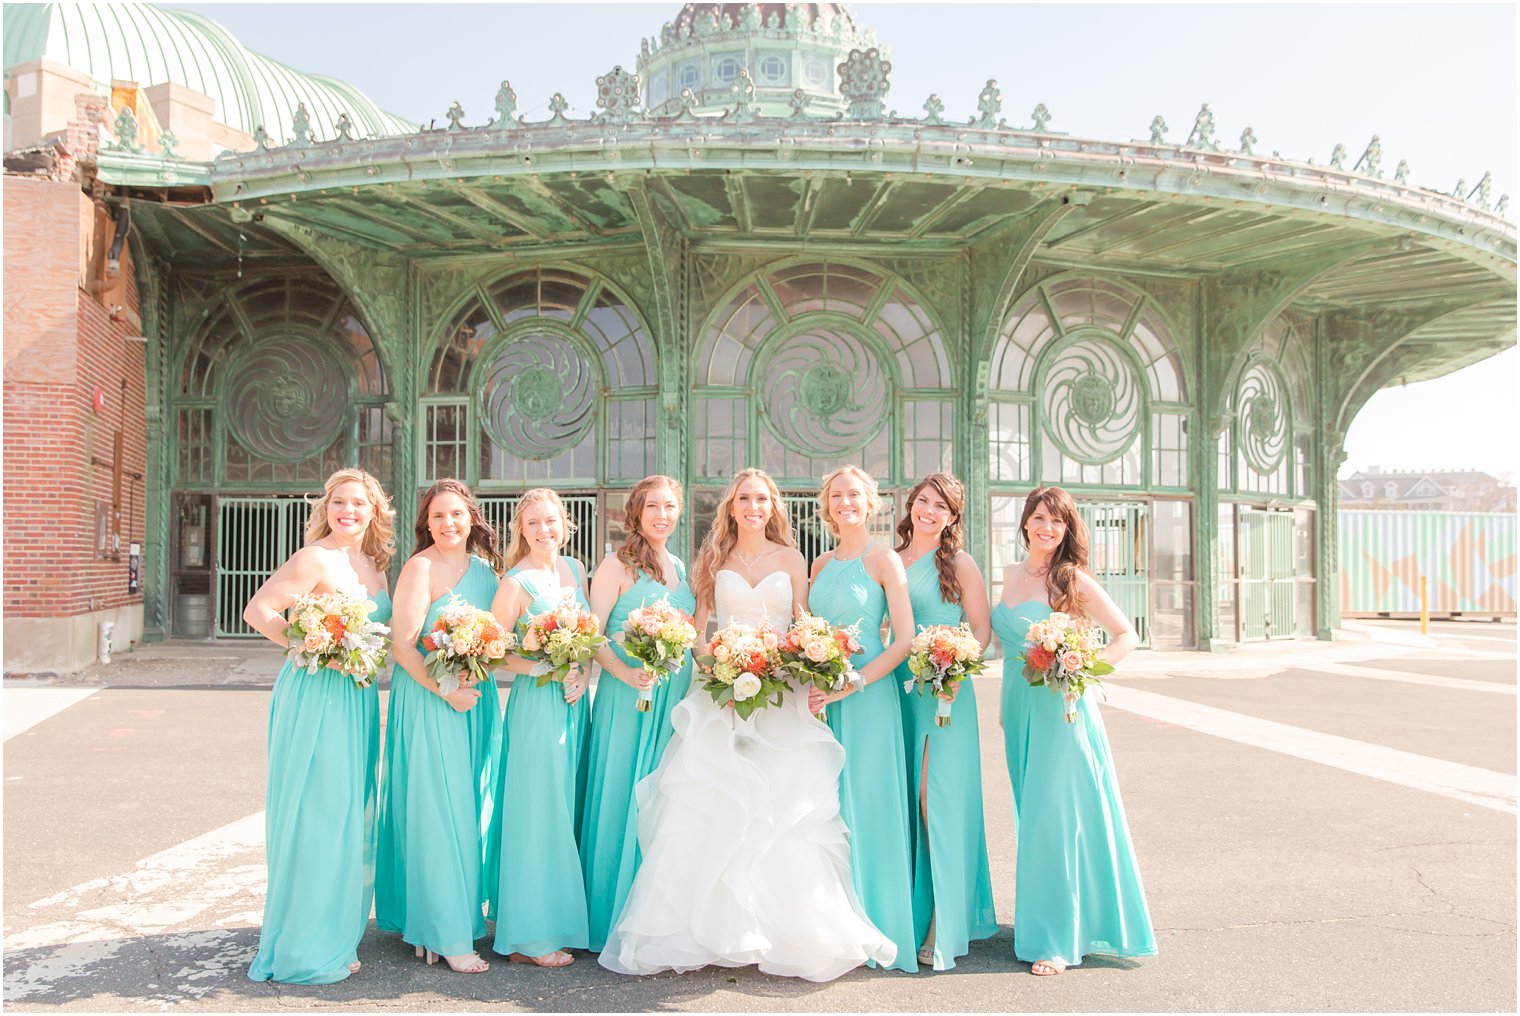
top-left (1338, 468), bottom-right (1517, 513)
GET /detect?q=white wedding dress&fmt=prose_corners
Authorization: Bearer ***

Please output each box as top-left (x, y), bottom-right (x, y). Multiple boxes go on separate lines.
top-left (598, 570), bottom-right (896, 981)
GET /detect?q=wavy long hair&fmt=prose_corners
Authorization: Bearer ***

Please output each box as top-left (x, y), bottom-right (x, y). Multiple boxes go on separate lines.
top-left (693, 468), bottom-right (793, 609)
top-left (894, 472), bottom-right (968, 606)
top-left (412, 479), bottom-right (503, 573)
top-left (618, 475), bottom-right (683, 583)
top-left (503, 488), bottom-right (576, 570)
top-left (1019, 485), bottom-right (1089, 615)
top-left (304, 468), bottom-right (396, 571)
top-left (817, 465), bottom-right (883, 539)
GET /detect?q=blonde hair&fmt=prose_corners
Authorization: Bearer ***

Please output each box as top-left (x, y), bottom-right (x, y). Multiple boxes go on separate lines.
top-left (304, 468), bottom-right (396, 571)
top-left (693, 468), bottom-right (794, 609)
top-left (818, 465), bottom-right (882, 539)
top-left (618, 475), bottom-right (683, 583)
top-left (503, 488), bottom-right (576, 569)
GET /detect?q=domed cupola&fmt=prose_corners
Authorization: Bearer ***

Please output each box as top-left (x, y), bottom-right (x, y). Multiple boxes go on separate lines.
top-left (635, 3), bottom-right (875, 118)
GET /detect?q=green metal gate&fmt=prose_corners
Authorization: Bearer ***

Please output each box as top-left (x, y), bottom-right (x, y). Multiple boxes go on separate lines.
top-left (216, 496), bottom-right (310, 638)
top-left (1077, 501), bottom-right (1150, 645)
top-left (782, 493), bottom-right (897, 566)
top-left (478, 493), bottom-right (600, 576)
top-left (1239, 506), bottom-right (1296, 640)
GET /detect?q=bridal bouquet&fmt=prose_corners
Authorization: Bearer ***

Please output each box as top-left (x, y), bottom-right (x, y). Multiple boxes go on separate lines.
top-left (905, 623), bottom-right (988, 726)
top-left (520, 598), bottom-right (608, 687)
top-left (618, 599), bottom-right (698, 712)
top-left (776, 612), bottom-right (863, 718)
top-left (1018, 612), bottom-right (1112, 723)
top-left (694, 622), bottom-right (787, 720)
top-left (421, 599), bottom-right (517, 696)
top-left (284, 591), bottom-right (391, 688)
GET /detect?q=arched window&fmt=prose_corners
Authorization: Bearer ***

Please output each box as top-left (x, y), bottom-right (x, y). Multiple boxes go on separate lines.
top-left (1385, 481), bottom-right (1398, 498)
top-left (422, 267), bottom-right (655, 487)
top-left (1221, 316), bottom-right (1313, 497)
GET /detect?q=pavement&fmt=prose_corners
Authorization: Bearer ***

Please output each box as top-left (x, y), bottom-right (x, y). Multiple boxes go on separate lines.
top-left (3, 619), bottom-right (1515, 1012)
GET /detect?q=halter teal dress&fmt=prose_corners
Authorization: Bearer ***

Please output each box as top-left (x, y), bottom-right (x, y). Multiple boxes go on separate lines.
top-left (376, 555), bottom-right (502, 957)
top-left (991, 599), bottom-right (1156, 967)
top-left (812, 554), bottom-right (918, 973)
top-left (581, 557), bottom-right (696, 951)
top-left (485, 560), bottom-right (592, 956)
top-left (894, 556), bottom-right (997, 970)
top-left (249, 590), bottom-right (391, 984)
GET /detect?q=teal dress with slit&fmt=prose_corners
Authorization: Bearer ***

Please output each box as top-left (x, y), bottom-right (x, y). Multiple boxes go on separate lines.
top-left (376, 555), bottom-right (502, 957)
top-left (485, 560), bottom-right (592, 957)
top-left (894, 555), bottom-right (997, 970)
top-left (248, 590), bottom-right (391, 984)
top-left (581, 558), bottom-right (696, 951)
top-left (812, 555), bottom-right (918, 973)
top-left (991, 599), bottom-right (1156, 967)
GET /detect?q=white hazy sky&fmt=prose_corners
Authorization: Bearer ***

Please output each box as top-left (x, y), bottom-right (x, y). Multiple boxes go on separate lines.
top-left (174, 2), bottom-right (1518, 481)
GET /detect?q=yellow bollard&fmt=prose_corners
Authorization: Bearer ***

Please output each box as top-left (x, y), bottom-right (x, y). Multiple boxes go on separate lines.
top-left (1419, 576), bottom-right (1429, 635)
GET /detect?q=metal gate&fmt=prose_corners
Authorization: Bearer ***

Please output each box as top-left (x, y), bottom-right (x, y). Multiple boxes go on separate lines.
top-left (1077, 501), bottom-right (1150, 645)
top-left (782, 493), bottom-right (897, 567)
top-left (478, 493), bottom-right (599, 576)
top-left (216, 496), bottom-right (309, 637)
top-left (1239, 506), bottom-right (1296, 640)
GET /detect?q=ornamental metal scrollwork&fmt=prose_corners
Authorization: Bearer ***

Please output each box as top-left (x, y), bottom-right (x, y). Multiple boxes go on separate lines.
top-left (760, 326), bottom-right (889, 456)
top-left (479, 331), bottom-right (598, 458)
top-left (1040, 335), bottom-right (1142, 465)
top-left (1238, 361), bottom-right (1288, 474)
top-left (226, 335), bottom-right (348, 462)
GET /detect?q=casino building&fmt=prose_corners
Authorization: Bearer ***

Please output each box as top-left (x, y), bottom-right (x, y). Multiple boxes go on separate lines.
top-left (4, 2), bottom-right (1514, 669)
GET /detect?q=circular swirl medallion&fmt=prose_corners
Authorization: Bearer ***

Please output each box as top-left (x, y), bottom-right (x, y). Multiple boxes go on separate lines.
top-left (1040, 335), bottom-right (1141, 465)
top-left (479, 331), bottom-right (598, 458)
top-left (225, 335), bottom-right (348, 462)
top-left (1238, 362), bottom-right (1288, 474)
top-left (760, 326), bottom-right (889, 456)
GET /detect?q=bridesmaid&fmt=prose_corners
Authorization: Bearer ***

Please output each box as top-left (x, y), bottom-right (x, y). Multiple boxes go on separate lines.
top-left (892, 473), bottom-right (998, 971)
top-left (243, 468), bottom-right (395, 984)
top-left (582, 476), bottom-right (695, 952)
top-left (809, 465), bottom-right (919, 974)
top-left (990, 485), bottom-right (1156, 975)
top-left (485, 488), bottom-right (592, 967)
top-left (376, 479), bottom-right (503, 973)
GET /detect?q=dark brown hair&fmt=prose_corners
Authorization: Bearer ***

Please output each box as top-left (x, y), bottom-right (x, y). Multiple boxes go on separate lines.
top-left (894, 472), bottom-right (968, 606)
top-left (1018, 485), bottom-right (1089, 615)
top-left (412, 479), bottom-right (503, 572)
top-left (618, 475), bottom-right (683, 583)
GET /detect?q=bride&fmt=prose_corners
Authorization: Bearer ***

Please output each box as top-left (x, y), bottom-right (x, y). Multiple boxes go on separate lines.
top-left (599, 468), bottom-right (896, 981)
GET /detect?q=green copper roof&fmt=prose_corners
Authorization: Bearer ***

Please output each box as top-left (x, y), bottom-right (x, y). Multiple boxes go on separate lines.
top-left (3, 2), bottom-right (417, 143)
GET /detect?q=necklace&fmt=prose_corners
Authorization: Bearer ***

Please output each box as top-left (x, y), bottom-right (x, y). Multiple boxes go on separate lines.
top-left (733, 545), bottom-right (768, 572)
top-left (833, 542), bottom-right (870, 562)
top-left (438, 552), bottom-right (469, 590)
top-left (901, 543), bottom-right (937, 568)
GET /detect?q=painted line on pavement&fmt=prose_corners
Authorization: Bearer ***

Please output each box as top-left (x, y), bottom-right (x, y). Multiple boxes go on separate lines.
top-left (1102, 683), bottom-right (1516, 814)
top-left (3, 688), bottom-right (100, 742)
top-left (1294, 660), bottom-right (1515, 695)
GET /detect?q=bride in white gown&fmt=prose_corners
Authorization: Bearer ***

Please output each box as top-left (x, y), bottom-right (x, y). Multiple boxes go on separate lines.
top-left (599, 468), bottom-right (896, 982)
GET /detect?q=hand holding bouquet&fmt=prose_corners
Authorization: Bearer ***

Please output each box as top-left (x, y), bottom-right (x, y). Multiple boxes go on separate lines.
top-left (618, 599), bottom-right (699, 712)
top-left (693, 622), bottom-right (787, 720)
top-left (776, 612), bottom-right (863, 718)
top-left (284, 591), bottom-right (391, 688)
top-left (422, 598), bottom-right (518, 696)
top-left (1018, 611), bottom-right (1112, 723)
top-left (520, 598), bottom-right (609, 687)
top-left (905, 623), bottom-right (988, 726)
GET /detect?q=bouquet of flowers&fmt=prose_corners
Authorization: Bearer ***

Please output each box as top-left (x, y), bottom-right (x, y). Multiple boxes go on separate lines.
top-left (1018, 611), bottom-right (1112, 723)
top-left (618, 598), bottom-right (699, 712)
top-left (283, 591), bottom-right (391, 688)
top-left (693, 622), bottom-right (788, 720)
top-left (776, 612), bottom-right (863, 718)
top-left (520, 598), bottom-right (609, 687)
top-left (421, 599), bottom-right (518, 696)
top-left (905, 623), bottom-right (988, 726)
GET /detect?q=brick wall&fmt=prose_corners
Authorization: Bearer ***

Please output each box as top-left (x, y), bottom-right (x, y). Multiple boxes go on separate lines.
top-left (3, 175), bottom-right (148, 621)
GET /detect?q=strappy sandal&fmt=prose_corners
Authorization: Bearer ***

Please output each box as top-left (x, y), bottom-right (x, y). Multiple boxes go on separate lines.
top-left (1030, 959), bottom-right (1066, 976)
top-left (509, 950), bottom-right (574, 968)
top-left (416, 945), bottom-right (490, 973)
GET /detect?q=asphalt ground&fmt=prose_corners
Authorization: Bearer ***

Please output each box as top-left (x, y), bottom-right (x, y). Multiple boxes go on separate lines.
top-left (3, 619), bottom-right (1515, 1012)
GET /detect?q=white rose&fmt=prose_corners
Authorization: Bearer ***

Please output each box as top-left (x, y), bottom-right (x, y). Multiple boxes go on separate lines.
top-left (733, 673), bottom-right (762, 701)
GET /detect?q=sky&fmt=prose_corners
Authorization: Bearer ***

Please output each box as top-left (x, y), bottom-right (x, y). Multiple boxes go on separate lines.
top-left (173, 1), bottom-right (1518, 480)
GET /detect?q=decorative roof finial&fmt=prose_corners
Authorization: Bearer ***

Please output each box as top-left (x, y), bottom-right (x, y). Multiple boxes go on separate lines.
top-left (289, 102), bottom-right (313, 148)
top-left (545, 92), bottom-right (572, 127)
top-left (1452, 177), bottom-right (1467, 198)
top-left (1148, 115), bottom-right (1168, 145)
top-left (969, 79), bottom-right (1002, 130)
top-left (1353, 135), bottom-right (1382, 177)
top-left (1184, 103), bottom-right (1216, 150)
top-left (839, 48), bottom-right (891, 121)
top-left (1030, 103), bottom-right (1052, 133)
top-left (1469, 172), bottom-right (1492, 208)
top-left (1394, 159), bottom-right (1410, 184)
top-left (922, 94), bottom-right (945, 126)
top-left (1238, 126), bottom-right (1258, 155)
top-left (109, 105), bottom-right (143, 153)
top-left (788, 88), bottom-right (814, 120)
top-left (1495, 194), bottom-right (1510, 216)
top-left (1329, 143), bottom-right (1347, 170)
top-left (446, 101), bottom-right (466, 131)
top-left (595, 65), bottom-right (642, 124)
top-left (490, 81), bottom-right (521, 130)
top-left (726, 68), bottom-right (758, 122)
top-left (157, 130), bottom-right (178, 158)
top-left (333, 113), bottom-right (356, 142)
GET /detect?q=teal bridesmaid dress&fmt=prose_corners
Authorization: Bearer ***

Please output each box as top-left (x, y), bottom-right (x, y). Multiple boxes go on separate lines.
top-left (485, 560), bottom-right (592, 957)
top-left (813, 555), bottom-right (918, 973)
top-left (894, 556), bottom-right (997, 970)
top-left (990, 599), bottom-right (1157, 967)
top-left (581, 558), bottom-right (696, 951)
top-left (376, 555), bottom-right (501, 958)
top-left (249, 591), bottom-right (391, 984)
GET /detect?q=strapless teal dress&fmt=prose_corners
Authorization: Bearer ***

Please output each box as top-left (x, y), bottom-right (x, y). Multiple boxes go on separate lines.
top-left (991, 599), bottom-right (1156, 967)
top-left (249, 590), bottom-right (391, 984)
top-left (813, 555), bottom-right (917, 973)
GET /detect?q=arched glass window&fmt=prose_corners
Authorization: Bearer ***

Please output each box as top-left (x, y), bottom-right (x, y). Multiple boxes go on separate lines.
top-left (1221, 316), bottom-right (1313, 497)
top-left (988, 275), bottom-right (1189, 488)
top-left (423, 267), bottom-right (655, 488)
top-left (173, 275), bottom-right (391, 487)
